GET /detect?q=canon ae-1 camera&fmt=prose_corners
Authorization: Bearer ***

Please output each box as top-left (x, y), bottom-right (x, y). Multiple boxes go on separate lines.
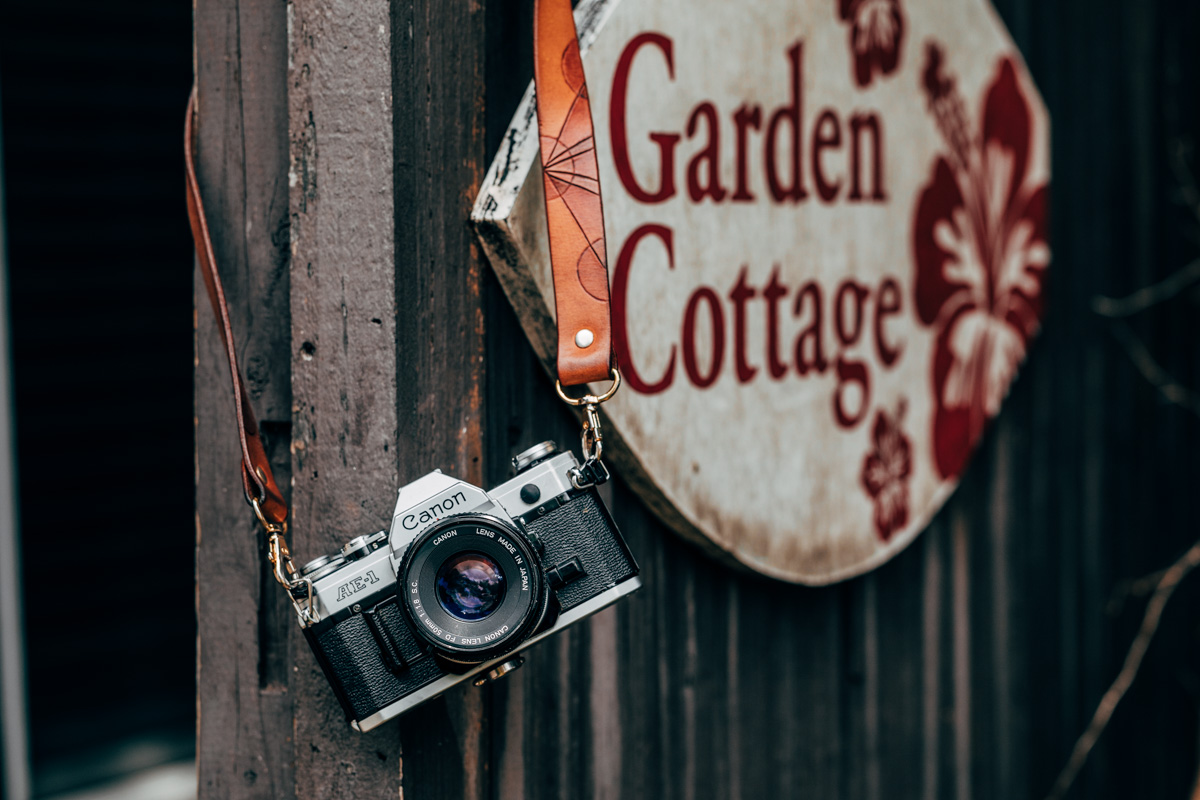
top-left (290, 441), bottom-right (640, 731)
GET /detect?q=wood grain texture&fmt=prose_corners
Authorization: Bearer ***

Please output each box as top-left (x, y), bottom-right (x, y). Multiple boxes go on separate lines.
top-left (195, 0), bottom-right (1200, 797)
top-left (287, 0), bottom-right (404, 796)
top-left (194, 0), bottom-right (294, 798)
top-left (389, 0), bottom-right (490, 796)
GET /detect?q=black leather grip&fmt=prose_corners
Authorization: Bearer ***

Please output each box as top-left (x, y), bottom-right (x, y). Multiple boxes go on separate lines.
top-left (304, 595), bottom-right (443, 723)
top-left (525, 489), bottom-right (638, 611)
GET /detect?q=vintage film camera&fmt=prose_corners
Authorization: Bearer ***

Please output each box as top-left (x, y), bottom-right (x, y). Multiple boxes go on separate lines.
top-left (292, 441), bottom-right (641, 731)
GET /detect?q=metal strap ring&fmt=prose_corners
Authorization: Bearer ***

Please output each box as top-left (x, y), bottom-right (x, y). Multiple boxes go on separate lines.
top-left (250, 496), bottom-right (285, 535)
top-left (555, 367), bottom-right (621, 406)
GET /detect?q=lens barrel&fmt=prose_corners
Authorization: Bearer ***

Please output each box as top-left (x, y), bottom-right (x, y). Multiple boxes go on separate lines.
top-left (397, 514), bottom-right (548, 664)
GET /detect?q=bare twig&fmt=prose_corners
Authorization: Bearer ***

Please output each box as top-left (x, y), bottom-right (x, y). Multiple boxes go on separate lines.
top-left (1043, 538), bottom-right (1200, 800)
top-left (1107, 320), bottom-right (1200, 418)
top-left (1092, 258), bottom-right (1200, 318)
top-left (1106, 567), bottom-right (1170, 615)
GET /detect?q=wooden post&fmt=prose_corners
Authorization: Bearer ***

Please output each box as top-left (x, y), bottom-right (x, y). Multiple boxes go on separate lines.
top-left (389, 0), bottom-right (491, 795)
top-left (193, 0), bottom-right (294, 798)
top-left (196, 0), bottom-right (494, 795)
top-left (286, 0), bottom-right (406, 795)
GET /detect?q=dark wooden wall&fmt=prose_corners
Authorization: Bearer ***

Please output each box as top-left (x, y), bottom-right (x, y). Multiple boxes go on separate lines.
top-left (193, 1), bottom-right (1200, 799)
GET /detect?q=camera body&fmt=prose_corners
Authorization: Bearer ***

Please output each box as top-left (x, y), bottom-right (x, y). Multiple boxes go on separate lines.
top-left (295, 441), bottom-right (640, 731)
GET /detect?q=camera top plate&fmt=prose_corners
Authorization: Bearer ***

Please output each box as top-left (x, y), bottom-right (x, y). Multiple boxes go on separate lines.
top-left (389, 472), bottom-right (497, 554)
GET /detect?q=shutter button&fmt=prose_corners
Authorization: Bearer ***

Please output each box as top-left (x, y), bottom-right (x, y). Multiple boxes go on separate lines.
top-left (473, 656), bottom-right (524, 686)
top-left (520, 484), bottom-right (541, 504)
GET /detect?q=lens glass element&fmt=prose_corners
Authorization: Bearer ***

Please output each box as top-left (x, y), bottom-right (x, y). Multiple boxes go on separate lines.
top-left (435, 552), bottom-right (507, 621)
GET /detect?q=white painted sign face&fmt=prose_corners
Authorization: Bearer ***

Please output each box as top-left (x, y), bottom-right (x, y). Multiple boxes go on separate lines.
top-left (474, 0), bottom-right (1050, 583)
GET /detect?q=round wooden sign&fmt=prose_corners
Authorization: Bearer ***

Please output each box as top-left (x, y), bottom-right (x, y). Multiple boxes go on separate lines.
top-left (474, 0), bottom-right (1050, 583)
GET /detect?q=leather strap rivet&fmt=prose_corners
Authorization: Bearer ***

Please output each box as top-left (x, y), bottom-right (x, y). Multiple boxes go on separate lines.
top-left (574, 329), bottom-right (594, 349)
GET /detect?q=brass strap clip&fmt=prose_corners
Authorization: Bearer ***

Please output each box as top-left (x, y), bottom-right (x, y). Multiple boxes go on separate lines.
top-left (555, 368), bottom-right (621, 489)
top-left (252, 496), bottom-right (317, 625)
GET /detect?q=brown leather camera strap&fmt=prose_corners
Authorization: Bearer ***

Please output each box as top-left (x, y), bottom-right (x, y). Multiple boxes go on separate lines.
top-left (533, 0), bottom-right (615, 388)
top-left (185, 88), bottom-right (288, 527)
top-left (186, 1), bottom-right (613, 528)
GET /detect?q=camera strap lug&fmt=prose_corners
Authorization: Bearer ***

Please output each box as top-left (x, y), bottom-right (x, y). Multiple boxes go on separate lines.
top-left (254, 497), bottom-right (317, 625)
top-left (555, 369), bottom-right (620, 489)
top-left (570, 458), bottom-right (610, 490)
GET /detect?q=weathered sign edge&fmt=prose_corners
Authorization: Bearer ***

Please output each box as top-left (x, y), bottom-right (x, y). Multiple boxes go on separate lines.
top-left (471, 0), bottom-right (1045, 585)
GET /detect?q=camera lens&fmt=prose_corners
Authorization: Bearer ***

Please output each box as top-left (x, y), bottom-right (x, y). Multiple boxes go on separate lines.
top-left (397, 513), bottom-right (549, 664)
top-left (435, 552), bottom-right (506, 621)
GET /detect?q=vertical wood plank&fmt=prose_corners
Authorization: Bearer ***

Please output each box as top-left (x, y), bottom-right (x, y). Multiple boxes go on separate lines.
top-left (870, 531), bottom-right (924, 800)
top-left (587, 590), bottom-right (622, 800)
top-left (724, 581), bottom-right (743, 800)
top-left (479, 300), bottom-right (580, 800)
top-left (286, 0), bottom-right (402, 795)
top-left (390, 0), bottom-right (490, 795)
top-left (841, 579), bottom-right (868, 800)
top-left (986, 417), bottom-right (1016, 800)
top-left (920, 527), bottom-right (942, 800)
top-left (951, 508), bottom-right (971, 800)
top-left (194, 0), bottom-right (293, 797)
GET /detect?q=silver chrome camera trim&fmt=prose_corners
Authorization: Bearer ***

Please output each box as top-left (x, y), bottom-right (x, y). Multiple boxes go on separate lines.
top-left (350, 574), bottom-right (642, 732)
top-left (389, 471), bottom-right (498, 555)
top-left (489, 452), bottom-right (578, 519)
top-left (304, 537), bottom-right (393, 622)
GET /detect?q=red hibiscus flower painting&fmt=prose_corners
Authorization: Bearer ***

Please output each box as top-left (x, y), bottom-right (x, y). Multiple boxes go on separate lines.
top-left (838, 0), bottom-right (904, 88)
top-left (861, 400), bottom-right (912, 542)
top-left (912, 44), bottom-right (1050, 479)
